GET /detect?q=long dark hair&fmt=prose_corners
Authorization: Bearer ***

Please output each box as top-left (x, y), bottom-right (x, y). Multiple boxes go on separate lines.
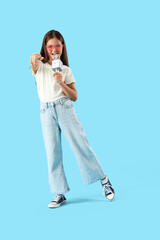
top-left (40, 30), bottom-right (69, 67)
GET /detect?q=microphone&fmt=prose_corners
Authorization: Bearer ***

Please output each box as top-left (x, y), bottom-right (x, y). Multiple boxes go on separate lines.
top-left (52, 54), bottom-right (63, 85)
top-left (52, 54), bottom-right (63, 72)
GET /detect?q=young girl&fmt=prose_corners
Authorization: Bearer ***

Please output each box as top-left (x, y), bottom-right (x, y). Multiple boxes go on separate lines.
top-left (30, 30), bottom-right (115, 208)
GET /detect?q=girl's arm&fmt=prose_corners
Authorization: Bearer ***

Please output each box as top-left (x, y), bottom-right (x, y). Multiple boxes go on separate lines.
top-left (53, 72), bottom-right (77, 101)
top-left (59, 82), bottom-right (78, 101)
top-left (30, 53), bottom-right (44, 74)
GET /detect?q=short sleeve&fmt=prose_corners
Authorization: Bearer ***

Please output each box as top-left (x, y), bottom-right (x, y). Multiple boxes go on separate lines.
top-left (31, 61), bottom-right (43, 77)
top-left (65, 68), bottom-right (76, 85)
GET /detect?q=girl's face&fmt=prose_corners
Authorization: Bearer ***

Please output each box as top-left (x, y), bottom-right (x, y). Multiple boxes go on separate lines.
top-left (45, 37), bottom-right (63, 61)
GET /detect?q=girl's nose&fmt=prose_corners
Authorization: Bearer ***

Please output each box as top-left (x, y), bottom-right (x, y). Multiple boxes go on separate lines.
top-left (52, 51), bottom-right (59, 54)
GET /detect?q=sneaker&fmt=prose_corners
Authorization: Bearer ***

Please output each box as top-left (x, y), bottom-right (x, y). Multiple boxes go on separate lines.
top-left (48, 194), bottom-right (66, 208)
top-left (101, 179), bottom-right (115, 201)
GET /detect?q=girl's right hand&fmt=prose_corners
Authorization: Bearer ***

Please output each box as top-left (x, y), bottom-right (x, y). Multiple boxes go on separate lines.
top-left (30, 53), bottom-right (44, 72)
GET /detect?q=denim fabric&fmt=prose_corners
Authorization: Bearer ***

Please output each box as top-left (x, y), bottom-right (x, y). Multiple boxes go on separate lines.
top-left (40, 96), bottom-right (106, 194)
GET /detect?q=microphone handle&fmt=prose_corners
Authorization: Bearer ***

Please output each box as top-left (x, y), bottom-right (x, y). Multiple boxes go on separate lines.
top-left (55, 68), bottom-right (60, 85)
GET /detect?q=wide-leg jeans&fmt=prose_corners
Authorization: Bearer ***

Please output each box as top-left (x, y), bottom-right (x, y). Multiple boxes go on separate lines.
top-left (40, 96), bottom-right (106, 194)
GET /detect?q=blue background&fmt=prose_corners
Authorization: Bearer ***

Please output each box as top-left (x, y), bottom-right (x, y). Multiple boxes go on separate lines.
top-left (0, 0), bottom-right (159, 239)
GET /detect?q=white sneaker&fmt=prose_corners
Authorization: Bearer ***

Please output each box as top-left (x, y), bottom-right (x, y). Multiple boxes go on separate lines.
top-left (48, 194), bottom-right (66, 208)
top-left (101, 179), bottom-right (115, 201)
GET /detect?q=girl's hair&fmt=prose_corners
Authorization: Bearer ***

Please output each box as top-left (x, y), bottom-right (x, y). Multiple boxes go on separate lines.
top-left (40, 30), bottom-right (69, 67)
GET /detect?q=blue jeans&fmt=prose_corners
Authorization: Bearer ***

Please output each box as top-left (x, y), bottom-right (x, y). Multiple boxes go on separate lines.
top-left (40, 96), bottom-right (106, 194)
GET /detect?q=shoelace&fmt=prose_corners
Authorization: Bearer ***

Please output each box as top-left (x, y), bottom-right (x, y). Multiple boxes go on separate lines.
top-left (53, 195), bottom-right (63, 203)
top-left (104, 184), bottom-right (113, 195)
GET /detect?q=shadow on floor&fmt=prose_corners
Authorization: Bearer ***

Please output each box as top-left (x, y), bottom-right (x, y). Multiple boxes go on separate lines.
top-left (66, 196), bottom-right (108, 205)
top-left (48, 195), bottom-right (117, 209)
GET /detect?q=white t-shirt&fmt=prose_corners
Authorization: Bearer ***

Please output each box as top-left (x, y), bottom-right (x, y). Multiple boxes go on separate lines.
top-left (32, 61), bottom-right (76, 102)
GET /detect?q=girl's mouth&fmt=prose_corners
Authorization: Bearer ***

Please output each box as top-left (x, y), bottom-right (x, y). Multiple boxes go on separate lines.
top-left (51, 53), bottom-right (58, 60)
top-left (51, 52), bottom-right (59, 60)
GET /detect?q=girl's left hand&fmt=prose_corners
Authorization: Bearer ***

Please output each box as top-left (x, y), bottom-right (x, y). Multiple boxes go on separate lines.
top-left (53, 72), bottom-right (63, 84)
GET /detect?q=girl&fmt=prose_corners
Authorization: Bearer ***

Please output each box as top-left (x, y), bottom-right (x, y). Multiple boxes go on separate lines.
top-left (30, 30), bottom-right (115, 208)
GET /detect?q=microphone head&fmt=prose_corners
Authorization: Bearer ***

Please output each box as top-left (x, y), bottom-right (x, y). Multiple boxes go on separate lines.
top-left (54, 54), bottom-right (60, 60)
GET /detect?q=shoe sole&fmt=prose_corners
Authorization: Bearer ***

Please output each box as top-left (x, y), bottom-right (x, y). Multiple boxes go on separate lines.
top-left (106, 193), bottom-right (115, 201)
top-left (48, 199), bottom-right (66, 208)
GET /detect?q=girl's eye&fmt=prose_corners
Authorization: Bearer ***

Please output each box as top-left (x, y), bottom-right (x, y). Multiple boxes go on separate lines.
top-left (47, 44), bottom-right (62, 49)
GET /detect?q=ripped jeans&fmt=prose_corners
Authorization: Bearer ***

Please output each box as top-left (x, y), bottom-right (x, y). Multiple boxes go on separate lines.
top-left (40, 96), bottom-right (106, 194)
